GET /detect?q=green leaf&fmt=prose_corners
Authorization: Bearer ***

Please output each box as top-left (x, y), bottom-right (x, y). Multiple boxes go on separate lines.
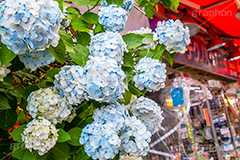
top-left (75, 147), bottom-right (91, 160)
top-left (162, 0), bottom-right (171, 9)
top-left (46, 68), bottom-right (61, 82)
top-left (76, 32), bottom-right (91, 46)
top-left (138, 0), bottom-right (148, 7)
top-left (59, 30), bottom-right (74, 53)
top-left (10, 124), bottom-right (26, 142)
top-left (164, 50), bottom-right (173, 66)
top-left (0, 43), bottom-right (17, 65)
top-left (0, 93), bottom-right (10, 110)
top-left (142, 33), bottom-right (154, 42)
top-left (94, 23), bottom-right (105, 34)
top-left (12, 143), bottom-right (27, 160)
top-left (23, 150), bottom-right (48, 160)
top-left (71, 17), bottom-right (90, 32)
top-left (123, 52), bottom-right (134, 68)
top-left (48, 39), bottom-right (66, 63)
top-left (122, 89), bottom-right (132, 105)
top-left (145, 4), bottom-right (154, 19)
top-left (50, 143), bottom-right (70, 160)
top-left (26, 84), bottom-right (39, 96)
top-left (80, 104), bottom-right (94, 119)
top-left (153, 45), bottom-right (165, 60)
top-left (171, 0), bottom-right (179, 10)
top-left (54, 0), bottom-right (64, 11)
top-left (66, 7), bottom-right (80, 20)
top-left (122, 67), bottom-right (134, 83)
top-left (57, 129), bottom-right (71, 142)
top-left (67, 127), bottom-right (82, 146)
top-left (69, 44), bottom-right (90, 66)
top-left (122, 33), bottom-right (144, 49)
top-left (107, 0), bottom-right (123, 6)
top-left (69, 0), bottom-right (99, 6)
top-left (128, 82), bottom-right (142, 97)
top-left (170, 52), bottom-right (177, 59)
top-left (0, 109), bottom-right (17, 130)
top-left (82, 12), bottom-right (99, 24)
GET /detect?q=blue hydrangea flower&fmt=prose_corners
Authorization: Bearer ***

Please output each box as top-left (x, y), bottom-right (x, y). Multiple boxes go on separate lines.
top-left (27, 87), bottom-right (75, 124)
top-left (129, 96), bottom-right (164, 135)
top-left (0, 0), bottom-right (64, 54)
top-left (120, 116), bottom-right (151, 157)
top-left (98, 4), bottom-right (128, 32)
top-left (133, 57), bottom-right (167, 92)
top-left (122, 0), bottom-right (134, 13)
top-left (154, 19), bottom-right (190, 54)
top-left (18, 49), bottom-right (55, 71)
top-left (54, 65), bottom-right (87, 106)
top-left (93, 103), bottom-right (129, 131)
top-left (80, 122), bottom-right (121, 160)
top-left (84, 56), bottom-right (126, 103)
top-left (90, 31), bottom-right (127, 65)
top-left (131, 27), bottom-right (155, 50)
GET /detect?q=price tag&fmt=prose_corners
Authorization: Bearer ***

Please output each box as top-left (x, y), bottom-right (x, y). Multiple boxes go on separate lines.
top-left (171, 88), bottom-right (184, 106)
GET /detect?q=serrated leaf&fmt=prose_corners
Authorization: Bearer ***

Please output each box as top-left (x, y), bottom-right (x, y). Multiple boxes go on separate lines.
top-left (57, 129), bottom-right (71, 142)
top-left (59, 30), bottom-right (74, 53)
top-left (122, 33), bottom-right (144, 49)
top-left (153, 45), bottom-right (165, 59)
top-left (107, 0), bottom-right (123, 6)
top-left (69, 0), bottom-right (99, 6)
top-left (82, 12), bottom-right (99, 24)
top-left (128, 82), bottom-right (142, 97)
top-left (171, 0), bottom-right (179, 10)
top-left (76, 32), bottom-right (91, 46)
top-left (0, 93), bottom-right (11, 110)
top-left (145, 4), bottom-right (154, 19)
top-left (10, 124), bottom-right (26, 142)
top-left (137, 0), bottom-right (148, 7)
top-left (122, 89), bottom-right (132, 105)
top-left (67, 127), bottom-right (82, 146)
top-left (0, 43), bottom-right (17, 65)
top-left (50, 143), bottom-right (70, 160)
top-left (164, 50), bottom-right (173, 66)
top-left (46, 68), bottom-right (61, 82)
top-left (0, 109), bottom-right (17, 130)
top-left (48, 39), bottom-right (66, 63)
top-left (123, 52), bottom-right (134, 68)
top-left (162, 0), bottom-right (171, 9)
top-left (71, 17), bottom-right (90, 32)
top-left (69, 44), bottom-right (90, 66)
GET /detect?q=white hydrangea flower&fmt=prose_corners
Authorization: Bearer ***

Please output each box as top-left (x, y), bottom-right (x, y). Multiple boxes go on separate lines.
top-left (120, 116), bottom-right (151, 157)
top-left (98, 3), bottom-right (128, 32)
top-left (27, 87), bottom-right (75, 124)
top-left (80, 122), bottom-right (121, 160)
top-left (133, 57), bottom-right (167, 92)
top-left (93, 103), bottom-right (129, 131)
top-left (128, 96), bottom-right (164, 135)
top-left (0, 62), bottom-right (11, 81)
top-left (0, 0), bottom-right (64, 54)
top-left (54, 65), bottom-right (87, 106)
top-left (22, 117), bottom-right (58, 156)
top-left (131, 27), bottom-right (155, 50)
top-left (84, 56), bottom-right (126, 103)
top-left (90, 31), bottom-right (127, 65)
top-left (153, 19), bottom-right (190, 54)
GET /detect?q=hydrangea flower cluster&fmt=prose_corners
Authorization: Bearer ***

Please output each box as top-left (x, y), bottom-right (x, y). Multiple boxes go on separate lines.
top-left (122, 0), bottom-right (134, 13)
top-left (18, 50), bottom-right (55, 71)
top-left (120, 116), bottom-right (151, 157)
top-left (84, 56), bottom-right (126, 103)
top-left (98, 4), bottom-right (128, 32)
top-left (22, 117), bottom-right (58, 156)
top-left (129, 96), bottom-right (164, 135)
top-left (0, 62), bottom-right (11, 81)
top-left (0, 0), bottom-right (64, 54)
top-left (79, 122), bottom-right (120, 160)
top-left (93, 103), bottom-right (129, 131)
top-left (133, 57), bottom-right (167, 92)
top-left (27, 87), bottom-right (75, 124)
top-left (154, 19), bottom-right (190, 54)
top-left (90, 31), bottom-right (127, 65)
top-left (54, 65), bottom-right (87, 106)
top-left (132, 27), bottom-right (155, 50)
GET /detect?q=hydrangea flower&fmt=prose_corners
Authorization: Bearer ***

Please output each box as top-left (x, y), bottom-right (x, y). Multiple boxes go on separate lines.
top-left (80, 122), bottom-right (121, 160)
top-left (98, 4), bottom-right (128, 32)
top-left (131, 27), bottom-right (155, 50)
top-left (0, 0), bottom-right (64, 54)
top-left (93, 103), bottom-right (129, 131)
top-left (22, 117), bottom-right (58, 156)
top-left (120, 116), bottom-right (151, 157)
top-left (18, 50), bottom-right (55, 71)
top-left (27, 87), bottom-right (75, 124)
top-left (122, 0), bottom-right (134, 13)
top-left (129, 96), bottom-right (164, 135)
top-left (0, 62), bottom-right (11, 81)
top-left (54, 65), bottom-right (87, 105)
top-left (153, 19), bottom-right (190, 54)
top-left (84, 56), bottom-right (126, 103)
top-left (90, 31), bottom-right (127, 65)
top-left (133, 57), bottom-right (167, 92)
